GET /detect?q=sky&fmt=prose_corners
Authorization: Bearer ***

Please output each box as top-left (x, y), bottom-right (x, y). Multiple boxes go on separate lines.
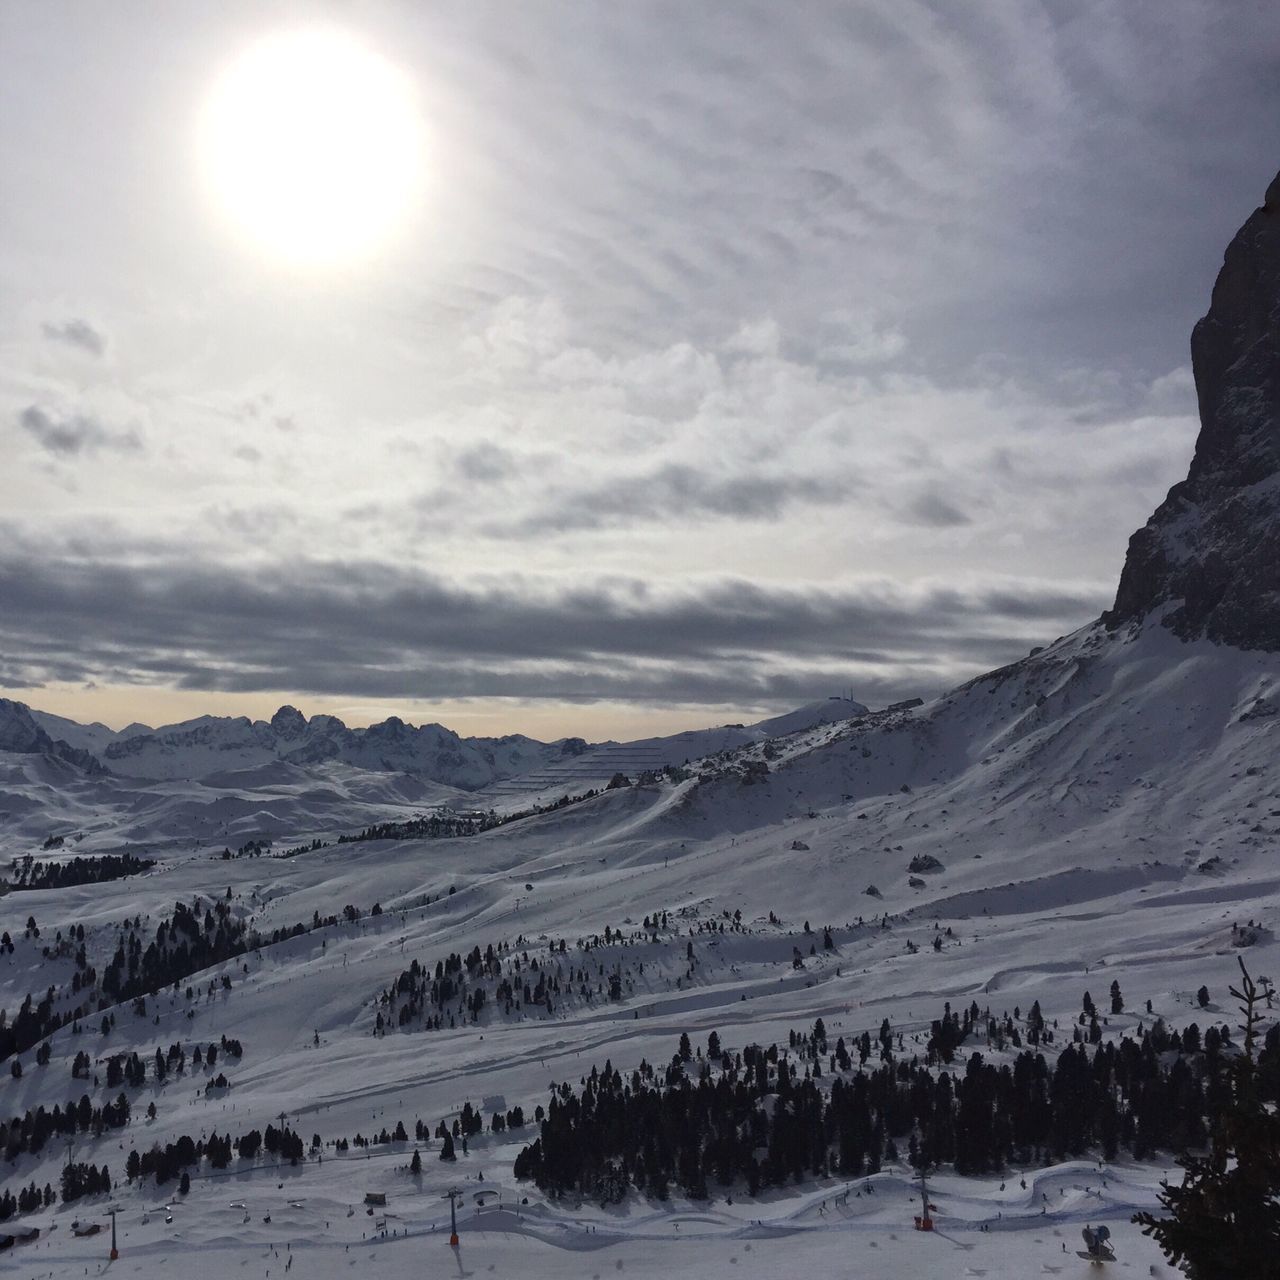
top-left (2, 1), bottom-right (1279, 742)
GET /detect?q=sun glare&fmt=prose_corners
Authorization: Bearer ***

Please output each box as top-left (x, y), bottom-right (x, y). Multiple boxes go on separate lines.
top-left (199, 30), bottom-right (424, 267)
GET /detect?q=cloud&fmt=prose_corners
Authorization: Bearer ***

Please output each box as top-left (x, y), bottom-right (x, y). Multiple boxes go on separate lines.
top-left (17, 405), bottom-right (141, 458)
top-left (490, 463), bottom-right (851, 536)
top-left (0, 533), bottom-right (1110, 708)
top-left (816, 312), bottom-right (908, 367)
top-left (724, 319), bottom-right (781, 358)
top-left (41, 317), bottom-right (107, 357)
top-left (3, 1), bottom-right (1272, 729)
top-left (453, 441), bottom-right (521, 484)
top-left (900, 490), bottom-right (972, 528)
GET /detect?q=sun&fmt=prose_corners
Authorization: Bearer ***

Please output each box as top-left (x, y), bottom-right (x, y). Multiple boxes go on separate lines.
top-left (199, 30), bottom-right (424, 267)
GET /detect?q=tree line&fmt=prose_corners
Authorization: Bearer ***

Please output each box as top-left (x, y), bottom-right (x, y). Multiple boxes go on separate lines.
top-left (2, 852), bottom-right (154, 891)
top-left (2, 1091), bottom-right (132, 1162)
top-left (512, 1002), bottom-right (1280, 1204)
top-left (338, 788), bottom-right (602, 846)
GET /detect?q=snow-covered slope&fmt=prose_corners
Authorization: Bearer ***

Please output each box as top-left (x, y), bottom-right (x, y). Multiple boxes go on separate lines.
top-left (0, 752), bottom-right (470, 852)
top-left (484, 696), bottom-right (870, 798)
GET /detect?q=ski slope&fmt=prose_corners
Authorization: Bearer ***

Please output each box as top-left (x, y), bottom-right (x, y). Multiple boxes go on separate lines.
top-left (2, 619), bottom-right (1275, 1278)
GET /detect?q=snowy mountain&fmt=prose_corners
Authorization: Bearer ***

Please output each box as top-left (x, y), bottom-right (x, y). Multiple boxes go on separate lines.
top-left (20, 702), bottom-right (586, 789)
top-left (1, 174), bottom-right (1279, 1280)
top-left (13, 697), bottom-right (872, 795)
top-left (0, 697), bottom-right (107, 775)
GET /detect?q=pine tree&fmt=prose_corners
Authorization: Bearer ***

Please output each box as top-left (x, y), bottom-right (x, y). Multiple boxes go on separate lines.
top-left (1110, 980), bottom-right (1124, 1015)
top-left (1135, 959), bottom-right (1280, 1277)
top-left (410, 1147), bottom-right (422, 1174)
top-left (440, 1130), bottom-right (456, 1161)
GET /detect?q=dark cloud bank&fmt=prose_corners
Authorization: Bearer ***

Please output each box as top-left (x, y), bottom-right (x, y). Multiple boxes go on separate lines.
top-left (0, 540), bottom-right (1108, 708)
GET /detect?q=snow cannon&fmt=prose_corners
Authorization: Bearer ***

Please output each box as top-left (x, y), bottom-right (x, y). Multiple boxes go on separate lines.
top-left (1078, 1224), bottom-right (1115, 1264)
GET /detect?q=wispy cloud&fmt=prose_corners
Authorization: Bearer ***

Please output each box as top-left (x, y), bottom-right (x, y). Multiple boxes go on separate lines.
top-left (489, 463), bottom-right (851, 537)
top-left (18, 405), bottom-right (141, 458)
top-left (41, 317), bottom-right (107, 357)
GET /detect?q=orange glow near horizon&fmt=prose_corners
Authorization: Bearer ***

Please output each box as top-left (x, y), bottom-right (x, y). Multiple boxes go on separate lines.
top-left (5, 683), bottom-right (772, 744)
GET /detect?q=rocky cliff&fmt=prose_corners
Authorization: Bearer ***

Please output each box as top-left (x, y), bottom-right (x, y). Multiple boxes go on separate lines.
top-left (0, 698), bottom-right (108, 774)
top-left (1107, 171), bottom-right (1280, 648)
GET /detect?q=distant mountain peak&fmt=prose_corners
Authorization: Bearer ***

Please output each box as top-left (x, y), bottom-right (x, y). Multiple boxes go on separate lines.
top-left (1106, 169), bottom-right (1280, 649)
top-left (270, 704), bottom-right (309, 736)
top-left (0, 698), bottom-right (108, 774)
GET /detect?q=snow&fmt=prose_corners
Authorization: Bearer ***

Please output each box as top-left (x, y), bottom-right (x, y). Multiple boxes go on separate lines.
top-left (2, 620), bottom-right (1276, 1278)
top-left (5, 1164), bottom-right (1174, 1278)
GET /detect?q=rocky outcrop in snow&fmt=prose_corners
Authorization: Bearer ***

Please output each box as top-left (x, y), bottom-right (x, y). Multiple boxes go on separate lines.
top-left (1107, 171), bottom-right (1280, 649)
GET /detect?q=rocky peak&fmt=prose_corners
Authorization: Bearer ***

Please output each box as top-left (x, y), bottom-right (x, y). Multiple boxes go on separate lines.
top-left (270, 705), bottom-right (308, 737)
top-left (1106, 170), bottom-right (1280, 649)
top-left (0, 698), bottom-right (107, 774)
top-left (0, 698), bottom-right (49, 754)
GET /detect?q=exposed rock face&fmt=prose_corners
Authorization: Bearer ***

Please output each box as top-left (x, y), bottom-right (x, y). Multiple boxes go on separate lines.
top-left (269, 704), bottom-right (308, 738)
top-left (1106, 171), bottom-right (1280, 649)
top-left (0, 697), bottom-right (108, 774)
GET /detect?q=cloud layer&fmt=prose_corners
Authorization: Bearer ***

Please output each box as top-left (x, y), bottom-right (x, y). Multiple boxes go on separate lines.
top-left (0, 530), bottom-right (1107, 707)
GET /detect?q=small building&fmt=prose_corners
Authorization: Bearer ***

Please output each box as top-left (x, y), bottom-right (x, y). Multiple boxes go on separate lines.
top-left (364, 1192), bottom-right (387, 1207)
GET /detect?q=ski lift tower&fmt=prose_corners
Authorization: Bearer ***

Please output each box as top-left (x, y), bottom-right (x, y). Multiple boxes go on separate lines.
top-left (107, 1205), bottom-right (120, 1260)
top-left (445, 1187), bottom-right (462, 1247)
top-left (913, 1167), bottom-right (935, 1231)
